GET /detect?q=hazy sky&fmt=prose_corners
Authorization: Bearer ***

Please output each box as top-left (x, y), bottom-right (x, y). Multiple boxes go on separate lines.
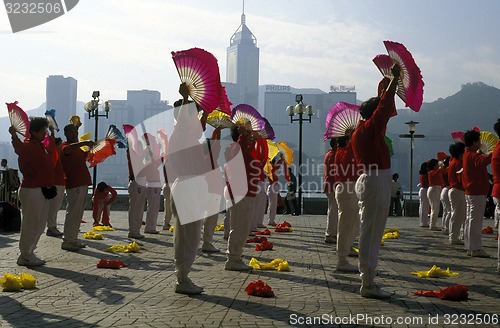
top-left (1, 0), bottom-right (499, 112)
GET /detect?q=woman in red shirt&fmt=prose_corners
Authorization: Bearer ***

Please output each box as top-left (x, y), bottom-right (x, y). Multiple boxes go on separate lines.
top-left (448, 142), bottom-right (466, 245)
top-left (440, 157), bottom-right (452, 234)
top-left (323, 138), bottom-right (338, 244)
top-left (427, 159), bottom-right (445, 231)
top-left (418, 162), bottom-right (430, 228)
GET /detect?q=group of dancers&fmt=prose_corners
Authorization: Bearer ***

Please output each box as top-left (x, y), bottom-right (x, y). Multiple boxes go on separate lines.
top-left (418, 125), bottom-right (500, 263)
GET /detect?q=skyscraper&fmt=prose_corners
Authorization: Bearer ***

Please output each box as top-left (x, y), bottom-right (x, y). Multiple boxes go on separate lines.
top-left (46, 75), bottom-right (77, 130)
top-left (225, 3), bottom-right (259, 108)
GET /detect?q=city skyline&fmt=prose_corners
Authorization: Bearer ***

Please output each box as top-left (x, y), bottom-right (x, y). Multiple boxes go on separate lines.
top-left (1, 1), bottom-right (500, 113)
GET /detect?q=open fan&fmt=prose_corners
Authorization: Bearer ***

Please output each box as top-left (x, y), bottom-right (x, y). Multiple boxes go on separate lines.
top-left (205, 110), bottom-right (234, 129)
top-left (123, 124), bottom-right (140, 154)
top-left (217, 85), bottom-right (232, 115)
top-left (266, 140), bottom-right (279, 162)
top-left (277, 142), bottom-right (294, 166)
top-left (437, 151), bottom-right (447, 161)
top-left (172, 47), bottom-right (223, 113)
top-left (480, 131), bottom-right (499, 155)
top-left (324, 102), bottom-right (360, 140)
top-left (451, 131), bottom-right (464, 144)
top-left (143, 133), bottom-right (160, 160)
top-left (45, 109), bottom-right (59, 132)
top-left (87, 138), bottom-right (116, 168)
top-left (6, 101), bottom-right (30, 138)
top-left (69, 115), bottom-right (82, 128)
top-left (230, 104), bottom-right (265, 131)
top-left (372, 40), bottom-right (424, 112)
top-left (157, 129), bottom-right (169, 158)
top-left (106, 125), bottom-right (127, 149)
top-left (79, 132), bottom-right (92, 152)
top-left (255, 117), bottom-right (275, 140)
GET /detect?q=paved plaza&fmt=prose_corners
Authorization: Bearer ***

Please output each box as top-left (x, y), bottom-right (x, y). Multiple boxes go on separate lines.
top-left (0, 211), bottom-right (499, 327)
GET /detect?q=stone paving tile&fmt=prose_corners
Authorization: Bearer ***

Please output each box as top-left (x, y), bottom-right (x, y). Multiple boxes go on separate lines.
top-left (0, 211), bottom-right (499, 327)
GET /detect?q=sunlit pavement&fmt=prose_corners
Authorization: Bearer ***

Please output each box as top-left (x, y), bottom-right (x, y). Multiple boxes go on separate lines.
top-left (0, 211), bottom-right (498, 327)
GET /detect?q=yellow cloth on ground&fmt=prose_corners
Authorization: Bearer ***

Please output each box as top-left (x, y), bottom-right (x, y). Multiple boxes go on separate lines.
top-left (169, 226), bottom-right (174, 232)
top-left (215, 223), bottom-right (224, 231)
top-left (1, 272), bottom-right (37, 291)
top-left (93, 226), bottom-right (115, 231)
top-left (411, 265), bottom-right (459, 278)
top-left (84, 231), bottom-right (103, 240)
top-left (104, 241), bottom-right (140, 253)
top-left (249, 258), bottom-right (290, 271)
top-left (382, 228), bottom-right (400, 240)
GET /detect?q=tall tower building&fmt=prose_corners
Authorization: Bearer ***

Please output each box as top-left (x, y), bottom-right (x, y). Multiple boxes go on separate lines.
top-left (225, 2), bottom-right (259, 108)
top-left (46, 75), bottom-right (77, 130)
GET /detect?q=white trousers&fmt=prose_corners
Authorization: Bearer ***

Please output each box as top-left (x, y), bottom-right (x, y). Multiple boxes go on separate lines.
top-left (145, 186), bottom-right (161, 231)
top-left (64, 186), bottom-right (87, 243)
top-left (252, 181), bottom-right (266, 228)
top-left (419, 187), bottom-right (429, 226)
top-left (427, 186), bottom-right (442, 229)
top-left (464, 195), bottom-right (487, 251)
top-left (202, 192), bottom-right (222, 243)
top-left (18, 187), bottom-right (49, 257)
top-left (128, 180), bottom-right (146, 235)
top-left (47, 185), bottom-right (65, 229)
top-left (448, 188), bottom-right (466, 242)
top-left (162, 183), bottom-right (172, 226)
top-left (356, 169), bottom-right (391, 287)
top-left (266, 183), bottom-right (279, 224)
top-left (171, 179), bottom-right (203, 282)
top-left (227, 196), bottom-right (254, 261)
top-left (440, 187), bottom-right (451, 231)
top-left (325, 191), bottom-right (338, 237)
top-left (335, 182), bottom-right (359, 259)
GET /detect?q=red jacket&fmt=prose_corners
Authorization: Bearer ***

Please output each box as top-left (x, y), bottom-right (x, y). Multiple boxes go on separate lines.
top-left (334, 143), bottom-right (359, 183)
top-left (462, 148), bottom-right (492, 195)
top-left (419, 174), bottom-right (429, 188)
top-left (323, 149), bottom-right (336, 193)
top-left (428, 168), bottom-right (445, 187)
top-left (448, 157), bottom-right (463, 191)
top-left (61, 141), bottom-right (92, 189)
top-left (491, 141), bottom-right (500, 198)
top-left (12, 137), bottom-right (54, 188)
top-left (351, 89), bottom-right (396, 170)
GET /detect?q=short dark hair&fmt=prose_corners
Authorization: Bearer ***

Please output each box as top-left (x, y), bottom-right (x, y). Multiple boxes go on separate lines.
top-left (464, 130), bottom-right (480, 147)
top-left (428, 158), bottom-right (439, 170)
top-left (419, 162), bottom-right (428, 175)
top-left (29, 117), bottom-right (49, 134)
top-left (494, 119), bottom-right (500, 137)
top-left (337, 136), bottom-right (349, 147)
top-left (392, 173), bottom-right (399, 180)
top-left (230, 125), bottom-right (240, 142)
top-left (64, 123), bottom-right (77, 135)
top-left (329, 138), bottom-right (336, 149)
top-left (449, 142), bottom-right (466, 159)
top-left (97, 181), bottom-right (107, 192)
top-left (359, 97), bottom-right (380, 120)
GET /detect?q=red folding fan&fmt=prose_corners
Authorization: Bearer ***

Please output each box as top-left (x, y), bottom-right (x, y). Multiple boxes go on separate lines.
top-left (172, 47), bottom-right (223, 114)
top-left (123, 124), bottom-right (140, 154)
top-left (451, 131), bottom-right (464, 144)
top-left (217, 85), bottom-right (232, 115)
top-left (230, 104), bottom-right (265, 131)
top-left (372, 40), bottom-right (424, 112)
top-left (324, 102), bottom-right (360, 140)
top-left (87, 138), bottom-right (117, 168)
top-left (6, 101), bottom-right (30, 138)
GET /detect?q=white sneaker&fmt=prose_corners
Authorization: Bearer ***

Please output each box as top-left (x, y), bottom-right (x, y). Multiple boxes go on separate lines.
top-left (144, 230), bottom-right (159, 234)
top-left (175, 278), bottom-right (204, 295)
top-left (470, 249), bottom-right (490, 258)
top-left (336, 262), bottom-right (358, 273)
top-left (360, 285), bottom-right (391, 299)
top-left (162, 224), bottom-right (171, 231)
top-left (225, 259), bottom-right (252, 271)
top-left (201, 242), bottom-right (220, 253)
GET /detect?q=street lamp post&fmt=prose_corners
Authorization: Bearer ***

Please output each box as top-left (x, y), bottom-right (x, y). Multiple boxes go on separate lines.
top-left (84, 91), bottom-right (110, 192)
top-left (399, 121), bottom-right (425, 217)
top-left (286, 94), bottom-right (313, 215)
